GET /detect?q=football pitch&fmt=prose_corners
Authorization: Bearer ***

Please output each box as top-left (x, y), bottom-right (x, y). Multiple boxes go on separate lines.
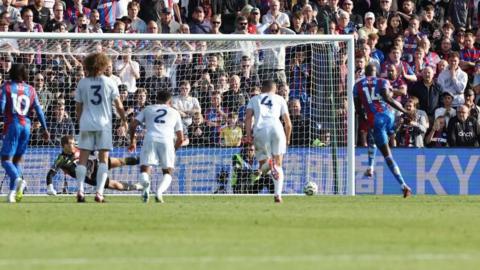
top-left (1, 196), bottom-right (480, 270)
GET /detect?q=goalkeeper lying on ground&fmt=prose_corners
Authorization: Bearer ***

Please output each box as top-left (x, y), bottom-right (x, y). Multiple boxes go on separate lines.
top-left (46, 135), bottom-right (142, 195)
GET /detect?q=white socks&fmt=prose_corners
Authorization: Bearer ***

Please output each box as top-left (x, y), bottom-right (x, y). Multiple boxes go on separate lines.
top-left (75, 165), bottom-right (87, 193)
top-left (140, 172), bottom-right (150, 191)
top-left (260, 162), bottom-right (271, 174)
top-left (157, 174), bottom-right (172, 195)
top-left (274, 166), bottom-right (284, 197)
top-left (96, 163), bottom-right (109, 195)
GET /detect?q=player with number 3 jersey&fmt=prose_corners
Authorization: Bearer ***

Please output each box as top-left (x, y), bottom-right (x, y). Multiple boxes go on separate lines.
top-left (74, 53), bottom-right (127, 203)
top-left (245, 80), bottom-right (292, 203)
top-left (1, 64), bottom-right (50, 203)
top-left (129, 91), bottom-right (184, 203)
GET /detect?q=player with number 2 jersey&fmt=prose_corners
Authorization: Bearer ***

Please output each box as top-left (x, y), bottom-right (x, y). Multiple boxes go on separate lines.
top-left (129, 91), bottom-right (184, 203)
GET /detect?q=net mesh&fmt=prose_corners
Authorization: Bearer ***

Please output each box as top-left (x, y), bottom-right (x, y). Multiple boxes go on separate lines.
top-left (0, 35), bottom-right (351, 195)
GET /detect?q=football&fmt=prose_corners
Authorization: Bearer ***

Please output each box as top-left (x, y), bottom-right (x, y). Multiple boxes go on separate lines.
top-left (303, 181), bottom-right (318, 196)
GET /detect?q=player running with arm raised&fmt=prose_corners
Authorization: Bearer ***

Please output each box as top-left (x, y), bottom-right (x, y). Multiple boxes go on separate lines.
top-left (353, 64), bottom-right (412, 197)
top-left (75, 53), bottom-right (127, 203)
top-left (129, 91), bottom-right (184, 203)
top-left (0, 63), bottom-right (50, 203)
top-left (46, 135), bottom-right (142, 195)
top-left (244, 80), bottom-right (292, 203)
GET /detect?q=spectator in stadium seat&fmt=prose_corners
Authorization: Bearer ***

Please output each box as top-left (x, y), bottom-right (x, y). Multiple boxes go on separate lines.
top-left (375, 0), bottom-right (395, 20)
top-left (474, 62), bottom-right (480, 100)
top-left (395, 97), bottom-right (429, 148)
top-left (411, 47), bottom-right (427, 78)
top-left (172, 80), bottom-right (201, 129)
top-left (448, 0), bottom-right (468, 30)
top-left (336, 10), bottom-right (357, 37)
top-left (26, 0), bottom-right (50, 29)
top-left (386, 64), bottom-right (408, 106)
top-left (204, 92), bottom-right (228, 145)
top-left (44, 2), bottom-right (69, 32)
top-left (262, 0), bottom-right (290, 28)
top-left (419, 4), bottom-right (437, 39)
top-left (447, 105), bottom-right (480, 147)
top-left (127, 1), bottom-right (146, 33)
top-left (247, 7), bottom-right (262, 34)
top-left (409, 66), bottom-right (442, 123)
top-left (463, 89), bottom-right (480, 123)
top-left (48, 101), bottom-right (75, 146)
top-left (418, 38), bottom-right (441, 74)
top-left (380, 46), bottom-right (417, 83)
top-left (69, 12), bottom-right (89, 33)
top-left (277, 83), bottom-right (289, 102)
top-left (237, 54), bottom-right (260, 91)
top-left (105, 59), bottom-right (121, 86)
top-left (215, 72), bottom-right (229, 94)
top-left (33, 72), bottom-right (54, 112)
top-left (209, 14), bottom-right (222, 34)
top-left (188, 6), bottom-right (211, 34)
top-left (140, 59), bottom-right (173, 99)
top-left (115, 46), bottom-right (140, 93)
top-left (0, 18), bottom-right (18, 54)
top-left (459, 33), bottom-right (480, 77)
top-left (302, 4), bottom-right (318, 27)
top-left (367, 33), bottom-right (385, 64)
top-left (0, 53), bottom-right (11, 79)
top-left (425, 115), bottom-right (448, 147)
top-left (14, 7), bottom-right (43, 32)
top-left (222, 75), bottom-right (246, 114)
top-left (437, 52), bottom-right (468, 108)
top-left (436, 37), bottom-right (453, 61)
top-left (359, 43), bottom-right (380, 72)
top-left (386, 13), bottom-right (403, 40)
top-left (205, 53), bottom-right (224, 85)
top-left (342, 0), bottom-right (362, 28)
top-left (435, 92), bottom-right (456, 127)
top-left (358, 12), bottom-right (378, 41)
top-left (65, 0), bottom-right (90, 27)
top-left (289, 99), bottom-right (320, 146)
top-left (316, 0), bottom-right (340, 32)
top-left (259, 22), bottom-right (287, 84)
top-left (0, 0), bottom-right (21, 24)
top-left (290, 11), bottom-right (305, 35)
top-left (88, 9), bottom-right (102, 33)
top-left (159, 7), bottom-right (180, 34)
top-left (355, 54), bottom-right (367, 81)
top-left (187, 111), bottom-right (209, 147)
top-left (288, 48), bottom-right (310, 113)
top-left (220, 113), bottom-right (242, 147)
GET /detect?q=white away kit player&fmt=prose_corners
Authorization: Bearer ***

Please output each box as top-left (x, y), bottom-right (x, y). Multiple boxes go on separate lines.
top-left (129, 90), bottom-right (184, 203)
top-left (74, 53), bottom-right (127, 203)
top-left (244, 80), bottom-right (292, 203)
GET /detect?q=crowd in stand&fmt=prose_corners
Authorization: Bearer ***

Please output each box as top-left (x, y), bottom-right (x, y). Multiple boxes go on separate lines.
top-left (0, 0), bottom-right (479, 148)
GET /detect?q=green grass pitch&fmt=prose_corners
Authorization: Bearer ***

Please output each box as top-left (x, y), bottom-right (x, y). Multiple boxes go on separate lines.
top-left (1, 196), bottom-right (480, 270)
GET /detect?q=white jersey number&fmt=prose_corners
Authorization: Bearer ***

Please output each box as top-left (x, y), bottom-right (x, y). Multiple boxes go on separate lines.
top-left (11, 93), bottom-right (30, 116)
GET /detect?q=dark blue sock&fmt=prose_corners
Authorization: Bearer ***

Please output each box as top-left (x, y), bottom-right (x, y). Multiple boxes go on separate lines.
top-left (2, 160), bottom-right (19, 191)
top-left (14, 163), bottom-right (22, 179)
top-left (384, 156), bottom-right (406, 186)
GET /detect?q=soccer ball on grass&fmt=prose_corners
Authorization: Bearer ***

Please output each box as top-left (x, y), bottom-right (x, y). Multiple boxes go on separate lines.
top-left (303, 181), bottom-right (318, 196)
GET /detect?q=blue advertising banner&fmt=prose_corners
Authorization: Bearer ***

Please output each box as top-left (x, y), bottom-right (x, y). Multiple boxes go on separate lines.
top-left (1, 147), bottom-right (479, 195)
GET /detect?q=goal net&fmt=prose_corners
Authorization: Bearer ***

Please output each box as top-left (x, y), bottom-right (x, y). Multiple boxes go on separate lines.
top-left (0, 32), bottom-right (354, 196)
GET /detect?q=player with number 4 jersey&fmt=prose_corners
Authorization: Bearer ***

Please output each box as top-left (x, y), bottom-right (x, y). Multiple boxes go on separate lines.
top-left (129, 91), bottom-right (184, 203)
top-left (1, 64), bottom-right (50, 203)
top-left (74, 53), bottom-right (127, 203)
top-left (245, 80), bottom-right (292, 203)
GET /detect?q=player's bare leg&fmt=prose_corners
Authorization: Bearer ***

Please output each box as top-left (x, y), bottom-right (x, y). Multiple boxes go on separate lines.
top-left (75, 149), bottom-right (91, 202)
top-left (107, 180), bottom-right (143, 191)
top-left (271, 154), bottom-right (284, 203)
top-left (140, 165), bottom-right (152, 203)
top-left (156, 168), bottom-right (174, 203)
top-left (109, 156), bottom-right (140, 169)
top-left (378, 144), bottom-right (411, 198)
top-left (94, 149), bottom-right (110, 203)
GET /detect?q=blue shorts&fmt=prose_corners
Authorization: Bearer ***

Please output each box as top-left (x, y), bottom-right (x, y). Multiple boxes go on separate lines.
top-left (373, 113), bottom-right (395, 147)
top-left (1, 124), bottom-right (31, 157)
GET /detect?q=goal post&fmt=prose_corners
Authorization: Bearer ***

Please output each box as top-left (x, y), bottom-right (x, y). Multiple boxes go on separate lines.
top-left (0, 32), bottom-right (355, 196)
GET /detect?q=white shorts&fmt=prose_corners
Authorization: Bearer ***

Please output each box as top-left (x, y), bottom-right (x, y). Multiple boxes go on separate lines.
top-left (77, 130), bottom-right (113, 151)
top-left (140, 138), bottom-right (175, 169)
top-left (253, 127), bottom-right (286, 161)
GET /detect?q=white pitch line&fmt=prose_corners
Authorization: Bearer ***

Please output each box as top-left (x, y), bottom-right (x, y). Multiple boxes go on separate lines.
top-left (0, 253), bottom-right (477, 266)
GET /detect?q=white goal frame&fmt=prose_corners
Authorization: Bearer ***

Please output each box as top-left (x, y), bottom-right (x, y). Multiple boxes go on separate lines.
top-left (0, 32), bottom-right (355, 196)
